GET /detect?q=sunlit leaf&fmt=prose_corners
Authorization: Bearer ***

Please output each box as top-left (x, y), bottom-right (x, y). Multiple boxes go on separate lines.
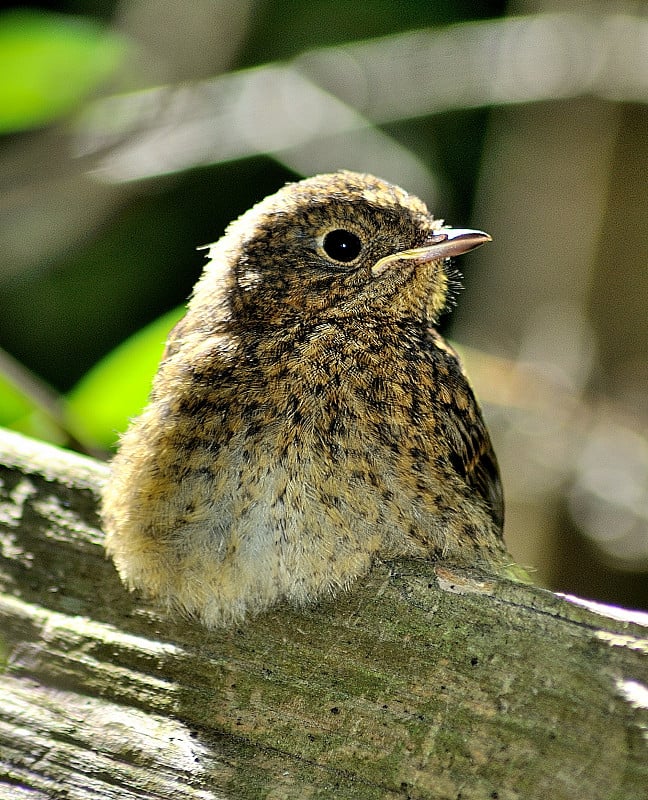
top-left (0, 372), bottom-right (68, 444)
top-left (0, 371), bottom-right (35, 426)
top-left (66, 307), bottom-right (184, 449)
top-left (0, 10), bottom-right (128, 133)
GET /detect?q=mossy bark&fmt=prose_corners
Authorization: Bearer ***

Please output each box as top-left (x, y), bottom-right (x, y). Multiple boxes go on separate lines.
top-left (1, 428), bottom-right (647, 799)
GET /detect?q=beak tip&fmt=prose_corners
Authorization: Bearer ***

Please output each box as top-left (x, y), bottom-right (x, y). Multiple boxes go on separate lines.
top-left (443, 227), bottom-right (491, 241)
top-left (433, 228), bottom-right (492, 258)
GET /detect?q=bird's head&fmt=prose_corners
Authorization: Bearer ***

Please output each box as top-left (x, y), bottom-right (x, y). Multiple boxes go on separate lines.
top-left (193, 171), bottom-right (490, 329)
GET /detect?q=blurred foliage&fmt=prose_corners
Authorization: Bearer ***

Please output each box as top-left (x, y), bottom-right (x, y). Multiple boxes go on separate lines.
top-left (0, 371), bottom-right (33, 427)
top-left (1, 0), bottom-right (647, 611)
top-left (0, 9), bottom-right (128, 133)
top-left (67, 305), bottom-right (183, 449)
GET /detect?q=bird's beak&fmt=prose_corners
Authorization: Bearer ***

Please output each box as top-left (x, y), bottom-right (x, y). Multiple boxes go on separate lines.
top-left (372, 228), bottom-right (492, 277)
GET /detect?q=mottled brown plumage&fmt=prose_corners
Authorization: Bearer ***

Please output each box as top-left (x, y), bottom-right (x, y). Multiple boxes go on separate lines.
top-left (102, 171), bottom-right (506, 628)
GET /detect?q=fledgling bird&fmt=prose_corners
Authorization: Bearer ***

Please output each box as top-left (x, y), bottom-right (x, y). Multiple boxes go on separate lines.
top-left (102, 170), bottom-right (506, 628)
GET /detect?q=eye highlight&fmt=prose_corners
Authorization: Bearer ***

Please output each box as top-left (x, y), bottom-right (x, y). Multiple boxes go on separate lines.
top-left (322, 229), bottom-right (363, 263)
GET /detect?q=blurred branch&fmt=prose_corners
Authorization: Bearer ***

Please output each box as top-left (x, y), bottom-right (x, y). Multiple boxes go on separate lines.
top-left (75, 12), bottom-right (648, 185)
top-left (76, 65), bottom-right (437, 200)
top-left (297, 11), bottom-right (648, 116)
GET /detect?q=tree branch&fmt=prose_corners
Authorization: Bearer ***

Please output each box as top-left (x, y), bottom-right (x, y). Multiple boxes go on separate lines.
top-left (1, 428), bottom-right (647, 799)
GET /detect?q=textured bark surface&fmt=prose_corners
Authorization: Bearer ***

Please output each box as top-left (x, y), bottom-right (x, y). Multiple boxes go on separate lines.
top-left (1, 428), bottom-right (647, 800)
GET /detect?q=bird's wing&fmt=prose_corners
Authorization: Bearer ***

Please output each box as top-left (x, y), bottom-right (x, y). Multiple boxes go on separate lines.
top-left (428, 330), bottom-right (505, 532)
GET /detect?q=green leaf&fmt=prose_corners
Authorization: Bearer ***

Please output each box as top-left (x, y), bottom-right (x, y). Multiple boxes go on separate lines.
top-left (0, 10), bottom-right (128, 133)
top-left (0, 371), bottom-right (68, 445)
top-left (66, 307), bottom-right (184, 449)
top-left (0, 371), bottom-right (35, 426)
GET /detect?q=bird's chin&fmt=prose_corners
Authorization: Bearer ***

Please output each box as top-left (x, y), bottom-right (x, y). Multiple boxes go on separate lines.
top-left (373, 256), bottom-right (443, 292)
top-left (338, 259), bottom-right (447, 324)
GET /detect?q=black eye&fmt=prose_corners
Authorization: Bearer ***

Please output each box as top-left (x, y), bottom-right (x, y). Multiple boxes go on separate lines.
top-left (322, 229), bottom-right (362, 263)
